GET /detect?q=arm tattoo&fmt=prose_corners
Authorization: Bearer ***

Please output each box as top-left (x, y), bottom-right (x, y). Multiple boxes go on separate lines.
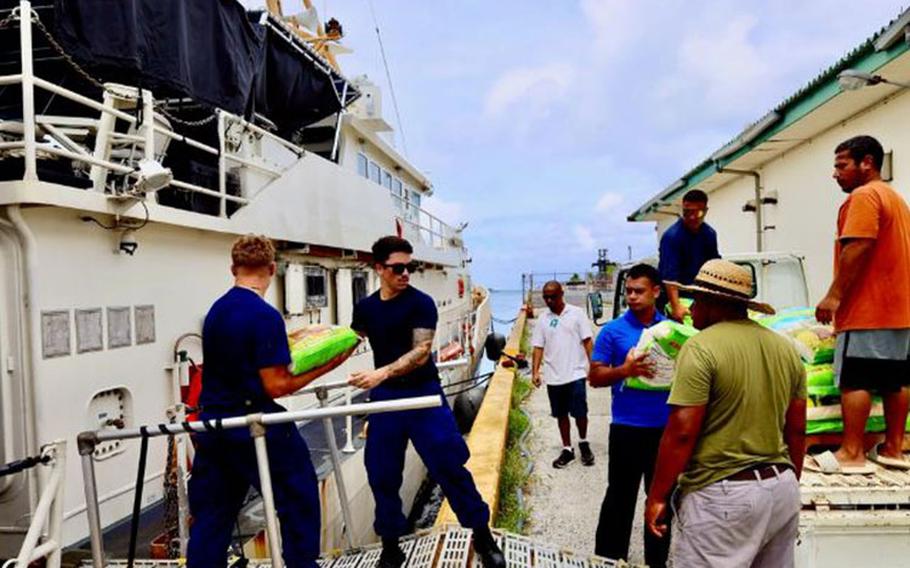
top-left (384, 327), bottom-right (435, 378)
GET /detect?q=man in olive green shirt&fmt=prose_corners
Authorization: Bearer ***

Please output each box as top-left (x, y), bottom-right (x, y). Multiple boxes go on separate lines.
top-left (644, 260), bottom-right (807, 568)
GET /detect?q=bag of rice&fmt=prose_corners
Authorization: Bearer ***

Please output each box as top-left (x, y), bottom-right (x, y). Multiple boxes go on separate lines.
top-left (626, 320), bottom-right (699, 391)
top-left (805, 363), bottom-right (834, 388)
top-left (757, 308), bottom-right (835, 364)
top-left (287, 325), bottom-right (359, 376)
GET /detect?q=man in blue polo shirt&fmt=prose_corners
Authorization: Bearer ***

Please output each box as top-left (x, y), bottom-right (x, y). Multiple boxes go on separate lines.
top-left (589, 263), bottom-right (670, 567)
top-left (659, 189), bottom-right (720, 322)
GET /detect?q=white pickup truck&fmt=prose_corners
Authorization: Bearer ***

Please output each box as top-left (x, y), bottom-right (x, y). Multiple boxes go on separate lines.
top-left (600, 252), bottom-right (910, 568)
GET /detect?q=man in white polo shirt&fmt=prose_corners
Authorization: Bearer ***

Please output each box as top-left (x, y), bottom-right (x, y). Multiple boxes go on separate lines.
top-left (532, 281), bottom-right (594, 468)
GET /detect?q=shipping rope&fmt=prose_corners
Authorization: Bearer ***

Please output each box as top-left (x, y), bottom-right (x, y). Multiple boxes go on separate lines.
top-left (0, 453), bottom-right (51, 478)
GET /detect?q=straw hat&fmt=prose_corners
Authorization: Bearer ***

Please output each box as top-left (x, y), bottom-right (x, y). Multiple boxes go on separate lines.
top-left (666, 259), bottom-right (775, 315)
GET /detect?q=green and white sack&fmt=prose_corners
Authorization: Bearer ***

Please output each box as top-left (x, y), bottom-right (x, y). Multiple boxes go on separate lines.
top-left (626, 320), bottom-right (699, 391)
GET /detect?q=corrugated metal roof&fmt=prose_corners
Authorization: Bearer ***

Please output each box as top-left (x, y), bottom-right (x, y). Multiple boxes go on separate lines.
top-left (629, 7), bottom-right (910, 222)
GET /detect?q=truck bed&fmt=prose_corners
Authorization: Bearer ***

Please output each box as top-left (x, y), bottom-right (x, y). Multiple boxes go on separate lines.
top-left (801, 462), bottom-right (910, 509)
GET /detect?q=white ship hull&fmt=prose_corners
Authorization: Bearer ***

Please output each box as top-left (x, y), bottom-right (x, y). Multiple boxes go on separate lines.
top-left (0, 3), bottom-right (488, 558)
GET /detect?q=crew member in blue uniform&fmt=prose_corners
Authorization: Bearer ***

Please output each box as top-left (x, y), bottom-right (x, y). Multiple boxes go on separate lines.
top-left (187, 235), bottom-right (354, 568)
top-left (658, 189), bottom-right (720, 322)
top-left (349, 236), bottom-right (505, 568)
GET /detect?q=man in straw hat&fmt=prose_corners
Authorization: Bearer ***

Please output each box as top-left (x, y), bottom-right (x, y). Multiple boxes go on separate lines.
top-left (645, 259), bottom-right (807, 567)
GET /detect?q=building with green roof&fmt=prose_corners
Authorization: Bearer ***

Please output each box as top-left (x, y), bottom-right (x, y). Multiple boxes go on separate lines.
top-left (628, 8), bottom-right (910, 302)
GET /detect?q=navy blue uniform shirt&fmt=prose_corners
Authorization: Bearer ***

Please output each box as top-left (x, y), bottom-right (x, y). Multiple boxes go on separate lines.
top-left (199, 287), bottom-right (291, 413)
top-left (658, 218), bottom-right (720, 285)
top-left (352, 286), bottom-right (439, 388)
top-left (592, 310), bottom-right (669, 428)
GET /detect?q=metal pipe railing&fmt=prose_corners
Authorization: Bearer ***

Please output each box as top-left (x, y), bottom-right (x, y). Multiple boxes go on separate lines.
top-left (3, 440), bottom-right (66, 568)
top-left (77, 395), bottom-right (441, 567)
top-left (4, 1), bottom-right (302, 216)
top-left (19, 1), bottom-right (36, 181)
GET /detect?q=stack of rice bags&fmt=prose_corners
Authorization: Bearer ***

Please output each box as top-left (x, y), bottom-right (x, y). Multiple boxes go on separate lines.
top-left (287, 325), bottom-right (359, 375)
top-left (626, 320), bottom-right (699, 391)
top-left (755, 307), bottom-right (887, 434)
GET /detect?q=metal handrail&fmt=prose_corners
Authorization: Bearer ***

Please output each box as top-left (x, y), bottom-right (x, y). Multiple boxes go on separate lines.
top-left (2, 2), bottom-right (301, 218)
top-left (77, 396), bottom-right (442, 568)
top-left (2, 440), bottom-right (65, 568)
top-left (390, 192), bottom-right (452, 249)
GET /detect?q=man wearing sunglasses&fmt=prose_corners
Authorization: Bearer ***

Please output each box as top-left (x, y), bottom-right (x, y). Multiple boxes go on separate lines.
top-left (349, 236), bottom-right (504, 568)
top-left (658, 189), bottom-right (721, 323)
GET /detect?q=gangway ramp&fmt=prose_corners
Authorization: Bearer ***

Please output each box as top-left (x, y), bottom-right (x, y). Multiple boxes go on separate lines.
top-left (90, 526), bottom-right (630, 568)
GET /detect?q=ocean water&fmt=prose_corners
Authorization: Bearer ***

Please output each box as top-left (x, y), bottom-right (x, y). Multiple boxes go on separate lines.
top-left (477, 289), bottom-right (525, 375)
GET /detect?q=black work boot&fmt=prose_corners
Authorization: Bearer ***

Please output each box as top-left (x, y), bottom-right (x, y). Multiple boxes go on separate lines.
top-left (473, 525), bottom-right (506, 568)
top-left (377, 537), bottom-right (406, 568)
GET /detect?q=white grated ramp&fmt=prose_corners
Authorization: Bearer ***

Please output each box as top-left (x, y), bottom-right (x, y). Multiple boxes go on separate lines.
top-left (437, 527), bottom-right (472, 568)
top-left (406, 529), bottom-right (443, 567)
top-left (93, 525), bottom-right (632, 568)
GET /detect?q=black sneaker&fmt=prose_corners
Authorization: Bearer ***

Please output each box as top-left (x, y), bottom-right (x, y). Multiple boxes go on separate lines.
top-left (552, 448), bottom-right (575, 468)
top-left (376, 540), bottom-right (406, 568)
top-left (579, 441), bottom-right (595, 466)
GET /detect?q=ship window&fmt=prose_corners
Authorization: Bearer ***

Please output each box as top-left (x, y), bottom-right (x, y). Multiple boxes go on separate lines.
top-left (75, 308), bottom-right (103, 353)
top-left (383, 170), bottom-right (393, 190)
top-left (107, 307), bottom-right (132, 349)
top-left (41, 310), bottom-right (71, 358)
top-left (369, 161), bottom-right (381, 184)
top-left (352, 271), bottom-right (369, 305)
top-left (135, 305), bottom-right (156, 345)
top-left (305, 266), bottom-right (328, 308)
top-left (392, 178), bottom-right (402, 197)
top-left (357, 153), bottom-right (369, 178)
top-left (410, 189), bottom-right (422, 209)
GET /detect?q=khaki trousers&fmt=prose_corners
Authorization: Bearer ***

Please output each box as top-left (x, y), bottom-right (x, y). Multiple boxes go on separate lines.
top-left (671, 467), bottom-right (800, 568)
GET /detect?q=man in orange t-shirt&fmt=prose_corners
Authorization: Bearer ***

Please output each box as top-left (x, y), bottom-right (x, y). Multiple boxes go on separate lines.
top-left (815, 135), bottom-right (910, 473)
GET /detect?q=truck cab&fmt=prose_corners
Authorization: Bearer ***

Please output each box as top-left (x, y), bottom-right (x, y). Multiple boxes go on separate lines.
top-left (605, 252), bottom-right (810, 321)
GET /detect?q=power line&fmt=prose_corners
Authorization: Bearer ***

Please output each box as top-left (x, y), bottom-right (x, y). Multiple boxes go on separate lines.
top-left (366, 0), bottom-right (409, 157)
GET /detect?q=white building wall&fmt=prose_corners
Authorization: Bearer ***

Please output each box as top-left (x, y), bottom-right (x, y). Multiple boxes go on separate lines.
top-left (657, 89), bottom-right (910, 304)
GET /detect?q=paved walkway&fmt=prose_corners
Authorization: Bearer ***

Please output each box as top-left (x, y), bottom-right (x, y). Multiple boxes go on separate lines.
top-left (523, 378), bottom-right (648, 566)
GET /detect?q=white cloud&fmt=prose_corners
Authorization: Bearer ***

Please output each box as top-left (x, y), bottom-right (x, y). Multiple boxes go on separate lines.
top-left (484, 63), bottom-right (576, 117)
top-left (574, 224), bottom-right (596, 252)
top-left (422, 195), bottom-right (465, 225)
top-left (581, 0), bottom-right (643, 59)
top-left (595, 192), bottom-right (624, 213)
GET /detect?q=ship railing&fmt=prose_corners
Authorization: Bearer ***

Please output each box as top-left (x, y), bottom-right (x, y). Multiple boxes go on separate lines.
top-left (390, 191), bottom-right (453, 250)
top-left (77, 396), bottom-right (442, 568)
top-left (2, 440), bottom-right (66, 568)
top-left (1, 2), bottom-right (302, 218)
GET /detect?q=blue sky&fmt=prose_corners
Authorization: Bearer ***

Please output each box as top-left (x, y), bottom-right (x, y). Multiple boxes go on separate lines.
top-left (243, 1), bottom-right (905, 289)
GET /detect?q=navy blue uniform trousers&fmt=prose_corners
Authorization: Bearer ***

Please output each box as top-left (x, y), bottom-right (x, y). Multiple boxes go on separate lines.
top-left (366, 380), bottom-right (490, 538)
top-left (187, 417), bottom-right (320, 568)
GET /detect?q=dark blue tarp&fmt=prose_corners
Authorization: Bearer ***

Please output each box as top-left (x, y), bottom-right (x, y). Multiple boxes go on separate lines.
top-left (47, 0), bottom-right (351, 128)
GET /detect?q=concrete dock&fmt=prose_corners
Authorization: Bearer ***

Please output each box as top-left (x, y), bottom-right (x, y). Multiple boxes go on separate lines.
top-left (524, 380), bottom-right (647, 565)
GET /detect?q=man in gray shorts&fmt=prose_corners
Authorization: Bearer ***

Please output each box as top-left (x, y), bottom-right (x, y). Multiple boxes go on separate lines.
top-left (645, 260), bottom-right (807, 567)
top-left (816, 135), bottom-right (910, 472)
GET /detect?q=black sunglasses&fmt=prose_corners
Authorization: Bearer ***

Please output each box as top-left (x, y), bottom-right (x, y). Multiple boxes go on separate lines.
top-left (384, 261), bottom-right (419, 275)
top-left (542, 293), bottom-right (560, 300)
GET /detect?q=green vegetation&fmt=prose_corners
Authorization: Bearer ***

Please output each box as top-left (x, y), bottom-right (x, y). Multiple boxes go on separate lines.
top-left (495, 372), bottom-right (533, 533)
top-left (519, 319), bottom-right (532, 357)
